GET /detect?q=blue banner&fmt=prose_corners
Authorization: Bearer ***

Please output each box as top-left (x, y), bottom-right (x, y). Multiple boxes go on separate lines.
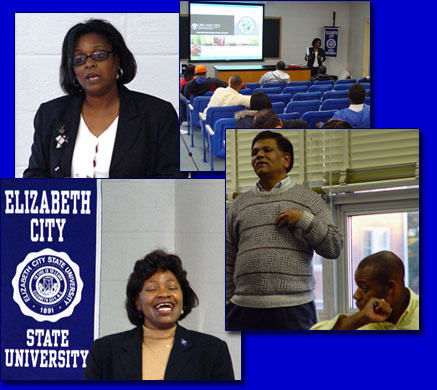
top-left (1, 179), bottom-right (100, 380)
top-left (324, 27), bottom-right (338, 57)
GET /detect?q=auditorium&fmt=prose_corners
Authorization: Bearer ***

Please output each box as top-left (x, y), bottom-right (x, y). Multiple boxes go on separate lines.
top-left (180, 1), bottom-right (370, 171)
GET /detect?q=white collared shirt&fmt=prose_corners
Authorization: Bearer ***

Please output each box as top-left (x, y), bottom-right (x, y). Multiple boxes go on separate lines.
top-left (348, 103), bottom-right (364, 112)
top-left (71, 115), bottom-right (119, 178)
top-left (256, 176), bottom-right (294, 192)
top-left (203, 87), bottom-right (251, 114)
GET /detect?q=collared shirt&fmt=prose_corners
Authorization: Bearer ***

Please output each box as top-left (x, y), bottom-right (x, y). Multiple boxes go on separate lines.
top-left (348, 103), bottom-right (364, 112)
top-left (256, 175), bottom-right (293, 192)
top-left (204, 86), bottom-right (251, 114)
top-left (310, 288), bottom-right (419, 330)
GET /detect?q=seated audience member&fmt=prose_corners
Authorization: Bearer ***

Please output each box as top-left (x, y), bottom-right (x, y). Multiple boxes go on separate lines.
top-left (180, 64), bottom-right (196, 123)
top-left (203, 75), bottom-right (251, 114)
top-left (180, 64), bottom-right (195, 92)
top-left (338, 69), bottom-right (352, 80)
top-left (259, 61), bottom-right (290, 87)
top-left (318, 84), bottom-right (370, 128)
top-left (310, 65), bottom-right (337, 84)
top-left (235, 92), bottom-right (272, 128)
top-left (311, 251), bottom-right (419, 330)
top-left (253, 109), bottom-right (308, 129)
top-left (182, 64), bottom-right (227, 98)
top-left (319, 119), bottom-right (352, 128)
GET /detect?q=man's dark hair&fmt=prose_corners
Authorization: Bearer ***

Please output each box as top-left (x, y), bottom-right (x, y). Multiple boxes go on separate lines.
top-left (60, 19), bottom-right (137, 95)
top-left (229, 75), bottom-right (243, 89)
top-left (276, 60), bottom-right (285, 70)
top-left (250, 92), bottom-right (272, 111)
top-left (253, 109), bottom-right (282, 129)
top-left (321, 119), bottom-right (352, 128)
top-left (318, 65), bottom-right (327, 75)
top-left (125, 250), bottom-right (199, 326)
top-left (348, 83), bottom-right (366, 104)
top-left (251, 130), bottom-right (294, 172)
top-left (183, 64), bottom-right (195, 81)
top-left (312, 38), bottom-right (322, 47)
top-left (358, 251), bottom-right (405, 287)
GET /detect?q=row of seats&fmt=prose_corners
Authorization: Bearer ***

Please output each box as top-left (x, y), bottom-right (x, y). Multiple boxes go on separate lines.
top-left (184, 79), bottom-right (371, 170)
top-left (203, 108), bottom-right (342, 170)
top-left (188, 93), bottom-right (370, 139)
top-left (243, 83), bottom-right (371, 95)
top-left (245, 78), bottom-right (370, 90)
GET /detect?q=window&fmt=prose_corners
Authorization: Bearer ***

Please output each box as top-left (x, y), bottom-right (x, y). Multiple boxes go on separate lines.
top-left (347, 211), bottom-right (419, 309)
top-left (334, 189), bottom-right (419, 315)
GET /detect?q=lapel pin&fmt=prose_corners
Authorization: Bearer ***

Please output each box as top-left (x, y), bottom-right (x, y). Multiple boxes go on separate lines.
top-left (180, 338), bottom-right (187, 346)
top-left (55, 123), bottom-right (69, 149)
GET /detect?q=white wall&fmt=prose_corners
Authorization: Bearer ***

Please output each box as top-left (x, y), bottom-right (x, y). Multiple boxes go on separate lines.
top-left (181, 1), bottom-right (369, 79)
top-left (174, 179), bottom-right (241, 380)
top-left (99, 179), bottom-right (241, 380)
top-left (347, 1), bottom-right (371, 77)
top-left (15, 13), bottom-right (179, 178)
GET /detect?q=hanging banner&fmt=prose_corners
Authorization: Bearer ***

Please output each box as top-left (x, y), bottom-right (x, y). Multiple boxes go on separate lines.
top-left (1, 179), bottom-right (101, 380)
top-left (324, 27), bottom-right (338, 57)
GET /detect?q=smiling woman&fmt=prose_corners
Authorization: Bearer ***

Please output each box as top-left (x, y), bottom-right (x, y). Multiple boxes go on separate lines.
top-left (84, 250), bottom-right (235, 380)
top-left (23, 19), bottom-right (184, 178)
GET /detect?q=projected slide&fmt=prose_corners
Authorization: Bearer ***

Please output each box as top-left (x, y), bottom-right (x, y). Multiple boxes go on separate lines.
top-left (190, 2), bottom-right (264, 62)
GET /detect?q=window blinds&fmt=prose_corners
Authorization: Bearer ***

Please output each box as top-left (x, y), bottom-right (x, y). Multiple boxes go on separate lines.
top-left (226, 129), bottom-right (419, 197)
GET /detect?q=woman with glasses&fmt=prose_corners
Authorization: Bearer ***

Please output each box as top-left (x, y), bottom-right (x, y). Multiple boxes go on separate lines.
top-left (24, 19), bottom-right (183, 178)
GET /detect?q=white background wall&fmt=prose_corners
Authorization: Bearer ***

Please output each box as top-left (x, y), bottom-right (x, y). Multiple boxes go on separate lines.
top-left (99, 179), bottom-right (241, 380)
top-left (181, 1), bottom-right (370, 79)
top-left (15, 13), bottom-right (179, 178)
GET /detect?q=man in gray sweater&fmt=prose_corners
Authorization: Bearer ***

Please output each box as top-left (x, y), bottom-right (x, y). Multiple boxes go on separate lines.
top-left (226, 131), bottom-right (343, 330)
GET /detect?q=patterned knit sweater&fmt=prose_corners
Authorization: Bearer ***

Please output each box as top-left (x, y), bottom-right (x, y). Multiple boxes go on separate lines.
top-left (226, 182), bottom-right (343, 308)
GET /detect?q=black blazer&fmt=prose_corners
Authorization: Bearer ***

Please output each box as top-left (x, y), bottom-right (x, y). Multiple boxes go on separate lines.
top-left (23, 86), bottom-right (186, 178)
top-left (84, 325), bottom-right (235, 380)
top-left (305, 47), bottom-right (326, 68)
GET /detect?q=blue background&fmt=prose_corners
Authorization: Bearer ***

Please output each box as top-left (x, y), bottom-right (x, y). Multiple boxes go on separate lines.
top-left (1, 0), bottom-right (433, 387)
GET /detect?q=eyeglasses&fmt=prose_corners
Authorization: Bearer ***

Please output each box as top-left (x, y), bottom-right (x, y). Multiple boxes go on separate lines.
top-left (71, 50), bottom-right (114, 66)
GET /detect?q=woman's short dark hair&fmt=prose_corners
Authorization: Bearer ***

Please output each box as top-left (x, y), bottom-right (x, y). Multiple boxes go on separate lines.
top-left (250, 91), bottom-right (272, 111)
top-left (183, 64), bottom-right (196, 81)
top-left (251, 130), bottom-right (294, 172)
top-left (312, 38), bottom-right (322, 47)
top-left (125, 250), bottom-right (199, 326)
top-left (60, 19), bottom-right (137, 95)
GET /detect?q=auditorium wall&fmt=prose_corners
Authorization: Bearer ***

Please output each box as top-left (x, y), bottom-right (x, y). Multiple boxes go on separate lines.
top-left (15, 13), bottom-right (179, 178)
top-left (181, 1), bottom-right (370, 80)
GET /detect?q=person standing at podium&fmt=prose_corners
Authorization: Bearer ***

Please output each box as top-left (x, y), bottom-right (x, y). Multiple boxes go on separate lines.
top-left (305, 38), bottom-right (326, 77)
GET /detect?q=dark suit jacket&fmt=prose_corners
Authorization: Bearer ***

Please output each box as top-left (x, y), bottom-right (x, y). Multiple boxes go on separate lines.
top-left (305, 47), bottom-right (326, 68)
top-left (23, 86), bottom-right (186, 178)
top-left (84, 325), bottom-right (235, 380)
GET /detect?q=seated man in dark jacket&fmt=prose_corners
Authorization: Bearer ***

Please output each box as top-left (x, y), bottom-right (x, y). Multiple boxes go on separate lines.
top-left (310, 65), bottom-right (337, 84)
top-left (182, 64), bottom-right (228, 98)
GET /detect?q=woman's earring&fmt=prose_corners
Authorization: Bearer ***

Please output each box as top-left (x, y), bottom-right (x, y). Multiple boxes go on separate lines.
top-left (116, 67), bottom-right (124, 80)
top-left (72, 77), bottom-right (80, 87)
